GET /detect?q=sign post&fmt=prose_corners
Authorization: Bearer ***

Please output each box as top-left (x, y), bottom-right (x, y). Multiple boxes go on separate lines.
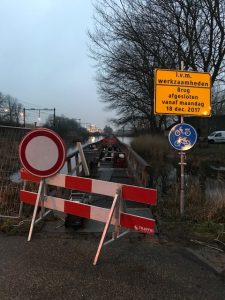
top-left (154, 64), bottom-right (211, 216)
top-left (168, 122), bottom-right (197, 216)
top-left (19, 128), bottom-right (66, 240)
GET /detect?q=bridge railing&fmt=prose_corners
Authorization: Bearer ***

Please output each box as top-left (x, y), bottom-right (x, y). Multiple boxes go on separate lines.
top-left (119, 142), bottom-right (151, 187)
top-left (66, 149), bottom-right (81, 175)
top-left (65, 139), bottom-right (102, 176)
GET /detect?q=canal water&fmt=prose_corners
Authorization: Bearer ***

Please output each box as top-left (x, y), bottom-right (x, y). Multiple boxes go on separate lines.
top-left (66, 135), bottom-right (104, 156)
top-left (64, 135), bottom-right (133, 174)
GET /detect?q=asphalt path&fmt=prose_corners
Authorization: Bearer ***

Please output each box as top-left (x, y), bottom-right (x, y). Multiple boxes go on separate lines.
top-left (2, 152), bottom-right (224, 299)
top-left (0, 231), bottom-right (225, 300)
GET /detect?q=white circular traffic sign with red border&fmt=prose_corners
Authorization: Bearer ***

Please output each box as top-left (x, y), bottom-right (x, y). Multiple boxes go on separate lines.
top-left (19, 128), bottom-right (66, 177)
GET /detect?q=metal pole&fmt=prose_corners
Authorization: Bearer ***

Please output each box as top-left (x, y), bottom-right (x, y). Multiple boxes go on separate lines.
top-left (23, 108), bottom-right (25, 127)
top-left (180, 61), bottom-right (185, 217)
top-left (53, 108), bottom-right (56, 126)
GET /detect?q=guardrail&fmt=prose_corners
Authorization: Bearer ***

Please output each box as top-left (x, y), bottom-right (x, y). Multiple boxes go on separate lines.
top-left (65, 140), bottom-right (102, 176)
top-left (66, 148), bottom-right (81, 175)
top-left (119, 142), bottom-right (151, 187)
top-left (66, 138), bottom-right (149, 182)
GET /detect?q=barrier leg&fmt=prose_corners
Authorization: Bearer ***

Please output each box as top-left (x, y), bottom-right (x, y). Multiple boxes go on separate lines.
top-left (106, 190), bottom-right (128, 245)
top-left (39, 181), bottom-right (47, 219)
top-left (112, 192), bottom-right (121, 240)
top-left (93, 193), bottom-right (119, 266)
top-left (19, 180), bottom-right (27, 218)
top-left (27, 179), bottom-right (44, 242)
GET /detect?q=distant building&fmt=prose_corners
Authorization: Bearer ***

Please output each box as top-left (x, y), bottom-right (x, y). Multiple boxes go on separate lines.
top-left (86, 124), bottom-right (103, 134)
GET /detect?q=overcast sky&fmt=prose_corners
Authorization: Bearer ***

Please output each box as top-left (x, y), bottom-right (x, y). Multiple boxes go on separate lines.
top-left (0, 0), bottom-right (114, 129)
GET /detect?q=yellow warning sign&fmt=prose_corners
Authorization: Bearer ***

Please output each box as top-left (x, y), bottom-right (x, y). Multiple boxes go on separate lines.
top-left (154, 69), bottom-right (211, 116)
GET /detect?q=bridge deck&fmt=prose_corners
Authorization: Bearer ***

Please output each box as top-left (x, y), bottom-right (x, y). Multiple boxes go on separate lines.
top-left (46, 151), bottom-right (153, 233)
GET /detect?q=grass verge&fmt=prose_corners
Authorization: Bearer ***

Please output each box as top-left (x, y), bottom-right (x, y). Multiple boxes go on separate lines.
top-left (131, 134), bottom-right (225, 241)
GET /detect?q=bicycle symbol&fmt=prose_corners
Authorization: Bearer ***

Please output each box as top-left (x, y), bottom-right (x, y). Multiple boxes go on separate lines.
top-left (174, 137), bottom-right (191, 147)
top-left (175, 126), bottom-right (191, 137)
top-left (169, 123), bottom-right (197, 151)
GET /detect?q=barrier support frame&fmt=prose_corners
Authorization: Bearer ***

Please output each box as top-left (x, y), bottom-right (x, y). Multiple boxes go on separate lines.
top-left (27, 179), bottom-right (45, 241)
top-left (20, 169), bottom-right (157, 265)
top-left (93, 188), bottom-right (130, 265)
top-left (93, 191), bottom-right (120, 266)
top-left (105, 188), bottom-right (128, 244)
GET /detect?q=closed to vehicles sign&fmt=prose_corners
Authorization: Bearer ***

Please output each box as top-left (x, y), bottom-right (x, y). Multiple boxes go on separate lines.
top-left (154, 69), bottom-right (211, 116)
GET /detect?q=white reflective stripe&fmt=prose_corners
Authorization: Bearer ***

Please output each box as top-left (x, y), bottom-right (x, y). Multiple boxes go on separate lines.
top-left (92, 179), bottom-right (121, 197)
top-left (90, 206), bottom-right (116, 224)
top-left (46, 174), bottom-right (66, 187)
top-left (44, 196), bottom-right (65, 212)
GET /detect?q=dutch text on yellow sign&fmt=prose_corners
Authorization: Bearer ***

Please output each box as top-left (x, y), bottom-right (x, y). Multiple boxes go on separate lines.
top-left (154, 69), bottom-right (211, 116)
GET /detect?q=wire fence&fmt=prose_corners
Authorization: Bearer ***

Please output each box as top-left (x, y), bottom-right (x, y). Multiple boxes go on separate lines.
top-left (0, 125), bottom-right (30, 217)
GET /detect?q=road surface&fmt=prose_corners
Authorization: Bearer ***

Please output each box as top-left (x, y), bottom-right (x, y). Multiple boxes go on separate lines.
top-left (0, 230), bottom-right (225, 300)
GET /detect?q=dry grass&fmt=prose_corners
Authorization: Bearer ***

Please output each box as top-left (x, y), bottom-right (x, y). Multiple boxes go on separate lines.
top-left (131, 134), bottom-right (172, 163)
top-left (131, 134), bottom-right (225, 224)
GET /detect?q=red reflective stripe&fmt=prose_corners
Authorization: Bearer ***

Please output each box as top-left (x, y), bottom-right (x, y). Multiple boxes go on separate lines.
top-left (20, 190), bottom-right (37, 204)
top-left (20, 170), bottom-right (157, 206)
top-left (20, 190), bottom-right (157, 233)
top-left (122, 185), bottom-right (157, 205)
top-left (20, 169), bottom-right (41, 183)
top-left (64, 201), bottom-right (91, 219)
top-left (65, 176), bottom-right (92, 192)
top-left (120, 212), bottom-right (155, 234)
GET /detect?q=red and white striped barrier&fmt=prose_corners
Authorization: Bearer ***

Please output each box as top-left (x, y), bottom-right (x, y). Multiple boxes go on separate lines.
top-left (20, 169), bottom-right (157, 264)
top-left (20, 191), bottom-right (155, 234)
top-left (20, 169), bottom-right (157, 205)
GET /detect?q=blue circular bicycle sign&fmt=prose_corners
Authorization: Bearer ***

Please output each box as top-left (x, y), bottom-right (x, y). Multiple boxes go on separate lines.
top-left (168, 123), bottom-right (197, 151)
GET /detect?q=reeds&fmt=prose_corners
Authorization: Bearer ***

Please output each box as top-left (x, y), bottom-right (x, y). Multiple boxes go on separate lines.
top-left (131, 134), bottom-right (225, 223)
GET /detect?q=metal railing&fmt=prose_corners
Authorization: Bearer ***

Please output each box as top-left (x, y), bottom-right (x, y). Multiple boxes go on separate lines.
top-left (119, 142), bottom-right (151, 187)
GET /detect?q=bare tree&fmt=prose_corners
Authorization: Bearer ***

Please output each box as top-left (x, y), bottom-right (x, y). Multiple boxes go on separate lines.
top-left (89, 0), bottom-right (225, 132)
top-left (0, 94), bottom-right (23, 125)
